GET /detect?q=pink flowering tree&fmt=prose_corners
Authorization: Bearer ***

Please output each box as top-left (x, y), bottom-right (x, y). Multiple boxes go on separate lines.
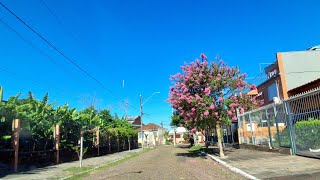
top-left (168, 54), bottom-right (261, 157)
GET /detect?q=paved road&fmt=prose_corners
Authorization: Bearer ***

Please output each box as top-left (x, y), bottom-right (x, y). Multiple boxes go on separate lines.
top-left (85, 145), bottom-right (244, 180)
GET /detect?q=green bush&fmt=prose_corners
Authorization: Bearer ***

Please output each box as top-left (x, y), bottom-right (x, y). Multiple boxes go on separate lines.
top-left (165, 139), bottom-right (173, 145)
top-left (189, 145), bottom-right (202, 151)
top-left (0, 135), bottom-right (11, 149)
top-left (295, 118), bottom-right (320, 150)
top-left (1, 135), bottom-right (11, 140)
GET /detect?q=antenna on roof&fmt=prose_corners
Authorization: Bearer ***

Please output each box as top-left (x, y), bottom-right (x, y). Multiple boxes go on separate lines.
top-left (307, 45), bottom-right (320, 51)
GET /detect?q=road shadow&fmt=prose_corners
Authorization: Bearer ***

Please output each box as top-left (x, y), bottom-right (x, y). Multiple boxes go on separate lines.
top-left (175, 144), bottom-right (192, 148)
top-left (176, 145), bottom-right (236, 157)
top-left (0, 164), bottom-right (57, 178)
top-left (175, 152), bottom-right (201, 158)
top-left (202, 146), bottom-right (236, 157)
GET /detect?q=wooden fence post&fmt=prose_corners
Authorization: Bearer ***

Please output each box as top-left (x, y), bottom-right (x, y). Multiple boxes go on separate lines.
top-left (55, 124), bottom-right (60, 164)
top-left (13, 119), bottom-right (20, 173)
top-left (96, 127), bottom-right (100, 156)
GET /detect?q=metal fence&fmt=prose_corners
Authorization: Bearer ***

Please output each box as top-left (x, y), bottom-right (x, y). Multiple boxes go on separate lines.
top-left (238, 88), bottom-right (320, 158)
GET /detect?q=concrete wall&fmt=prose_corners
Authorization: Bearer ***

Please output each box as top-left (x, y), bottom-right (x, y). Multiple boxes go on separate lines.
top-left (139, 129), bottom-right (166, 146)
top-left (280, 51), bottom-right (320, 91)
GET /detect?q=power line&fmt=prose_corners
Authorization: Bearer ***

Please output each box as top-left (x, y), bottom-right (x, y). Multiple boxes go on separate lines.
top-left (0, 1), bottom-right (112, 93)
top-left (0, 17), bottom-right (79, 81)
top-left (0, 2), bottom-right (155, 117)
top-left (39, 0), bottom-right (79, 42)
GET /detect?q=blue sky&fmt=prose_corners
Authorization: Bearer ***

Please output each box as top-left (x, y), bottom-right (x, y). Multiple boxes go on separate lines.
top-left (0, 0), bottom-right (320, 128)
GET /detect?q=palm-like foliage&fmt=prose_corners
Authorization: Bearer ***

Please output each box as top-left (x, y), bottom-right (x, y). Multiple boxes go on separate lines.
top-left (1, 91), bottom-right (138, 152)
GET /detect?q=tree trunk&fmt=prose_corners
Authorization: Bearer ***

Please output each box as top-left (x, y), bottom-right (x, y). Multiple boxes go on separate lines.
top-left (216, 123), bottom-right (225, 157)
top-left (205, 129), bottom-right (209, 149)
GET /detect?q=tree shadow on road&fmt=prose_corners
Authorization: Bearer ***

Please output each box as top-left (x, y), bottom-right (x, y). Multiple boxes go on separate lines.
top-left (202, 146), bottom-right (236, 157)
top-left (176, 145), bottom-right (236, 158)
top-left (175, 152), bottom-right (202, 158)
top-left (175, 144), bottom-right (191, 149)
top-left (0, 165), bottom-right (57, 179)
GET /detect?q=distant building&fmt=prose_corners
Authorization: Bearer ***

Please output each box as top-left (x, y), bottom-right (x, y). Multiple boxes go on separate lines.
top-left (249, 48), bottom-right (320, 106)
top-left (138, 123), bottom-right (166, 146)
top-left (126, 116), bottom-right (141, 130)
top-left (169, 127), bottom-right (188, 144)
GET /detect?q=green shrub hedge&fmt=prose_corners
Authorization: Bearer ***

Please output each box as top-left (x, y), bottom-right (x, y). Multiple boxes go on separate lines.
top-left (295, 118), bottom-right (320, 150)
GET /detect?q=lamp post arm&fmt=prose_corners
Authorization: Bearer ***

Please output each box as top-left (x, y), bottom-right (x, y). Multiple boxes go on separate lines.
top-left (142, 92), bottom-right (160, 106)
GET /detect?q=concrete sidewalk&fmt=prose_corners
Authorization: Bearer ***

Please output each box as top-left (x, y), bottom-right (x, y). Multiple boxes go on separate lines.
top-left (208, 147), bottom-right (320, 179)
top-left (2, 148), bottom-right (142, 180)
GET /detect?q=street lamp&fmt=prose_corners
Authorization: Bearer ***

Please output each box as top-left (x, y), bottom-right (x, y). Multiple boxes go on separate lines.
top-left (140, 91), bottom-right (160, 149)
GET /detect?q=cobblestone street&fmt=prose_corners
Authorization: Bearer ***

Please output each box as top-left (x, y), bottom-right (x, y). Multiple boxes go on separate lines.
top-left (85, 145), bottom-right (244, 180)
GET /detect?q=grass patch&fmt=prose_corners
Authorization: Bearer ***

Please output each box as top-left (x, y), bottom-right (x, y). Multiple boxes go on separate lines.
top-left (64, 148), bottom-right (152, 180)
top-left (64, 166), bottom-right (93, 175)
top-left (189, 145), bottom-right (212, 153)
top-left (189, 145), bottom-right (202, 151)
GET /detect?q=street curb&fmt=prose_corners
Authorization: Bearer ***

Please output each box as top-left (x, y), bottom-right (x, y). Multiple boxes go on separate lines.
top-left (201, 151), bottom-right (259, 180)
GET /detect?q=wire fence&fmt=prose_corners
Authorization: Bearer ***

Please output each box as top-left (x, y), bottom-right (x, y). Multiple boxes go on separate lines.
top-left (238, 88), bottom-right (320, 158)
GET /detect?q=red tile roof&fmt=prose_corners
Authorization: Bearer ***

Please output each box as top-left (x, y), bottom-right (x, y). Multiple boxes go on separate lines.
top-left (142, 123), bottom-right (162, 131)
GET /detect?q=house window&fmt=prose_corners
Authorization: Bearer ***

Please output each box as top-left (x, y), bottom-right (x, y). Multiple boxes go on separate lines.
top-left (267, 83), bottom-right (278, 101)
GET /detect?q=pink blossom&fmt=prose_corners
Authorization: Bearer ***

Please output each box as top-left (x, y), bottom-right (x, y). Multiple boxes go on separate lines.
top-left (191, 128), bottom-right (196, 133)
top-left (204, 110), bottom-right (209, 116)
top-left (250, 84), bottom-right (257, 90)
top-left (228, 111), bottom-right (233, 116)
top-left (204, 87), bottom-right (211, 96)
top-left (200, 53), bottom-right (207, 60)
top-left (214, 112), bottom-right (219, 116)
top-left (195, 94), bottom-right (202, 100)
top-left (218, 97), bottom-right (224, 102)
top-left (210, 104), bottom-right (215, 110)
top-left (229, 103), bottom-right (237, 108)
top-left (232, 116), bottom-right (238, 121)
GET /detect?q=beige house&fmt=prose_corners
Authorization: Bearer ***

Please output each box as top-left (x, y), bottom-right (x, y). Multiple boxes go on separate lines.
top-left (138, 123), bottom-right (166, 146)
top-left (169, 127), bottom-right (188, 144)
top-left (168, 127), bottom-right (205, 144)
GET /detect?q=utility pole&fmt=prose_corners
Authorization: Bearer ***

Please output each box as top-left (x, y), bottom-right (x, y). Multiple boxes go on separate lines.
top-left (140, 95), bottom-right (144, 150)
top-left (0, 86), bottom-right (3, 102)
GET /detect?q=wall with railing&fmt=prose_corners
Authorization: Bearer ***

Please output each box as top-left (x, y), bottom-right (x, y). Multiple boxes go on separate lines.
top-left (238, 88), bottom-right (320, 158)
